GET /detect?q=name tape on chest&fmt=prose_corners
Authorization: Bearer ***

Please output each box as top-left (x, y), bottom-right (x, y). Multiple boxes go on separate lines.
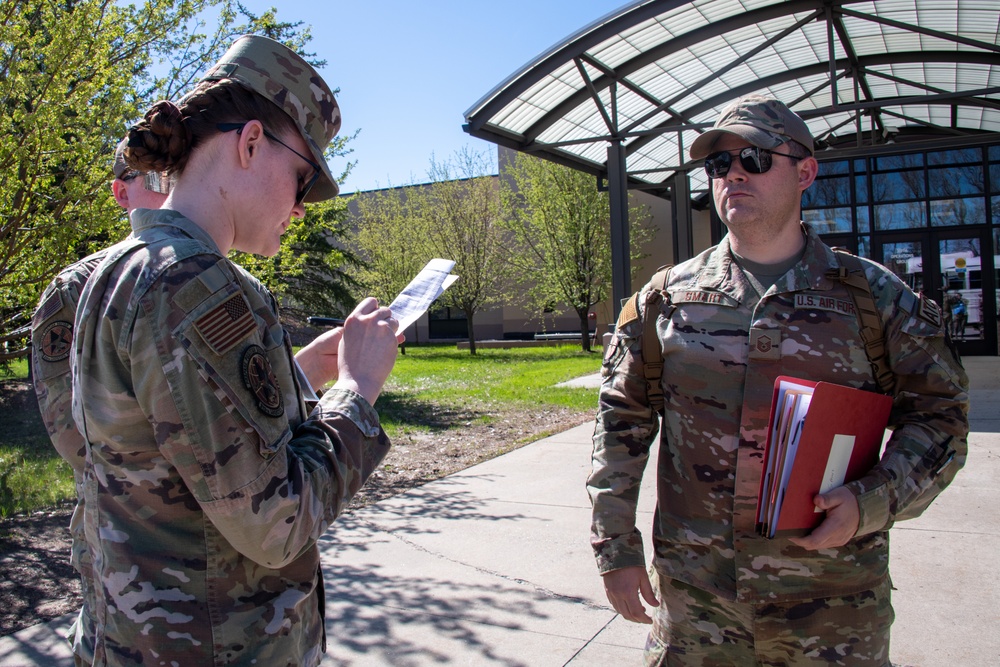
top-left (794, 293), bottom-right (856, 316)
top-left (674, 291), bottom-right (736, 307)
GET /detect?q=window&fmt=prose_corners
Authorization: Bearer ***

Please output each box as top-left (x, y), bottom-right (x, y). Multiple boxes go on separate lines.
top-left (872, 171), bottom-right (925, 201)
top-left (806, 145), bottom-right (998, 236)
top-left (874, 202), bottom-right (926, 230)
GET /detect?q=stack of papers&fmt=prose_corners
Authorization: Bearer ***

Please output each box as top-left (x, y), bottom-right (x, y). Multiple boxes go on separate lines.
top-left (756, 376), bottom-right (893, 538)
top-left (757, 379), bottom-right (814, 537)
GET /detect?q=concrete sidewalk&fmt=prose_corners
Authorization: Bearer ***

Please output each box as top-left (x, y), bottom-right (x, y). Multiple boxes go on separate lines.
top-left (3, 359), bottom-right (998, 666)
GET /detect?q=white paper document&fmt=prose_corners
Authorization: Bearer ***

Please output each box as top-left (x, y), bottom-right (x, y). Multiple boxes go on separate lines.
top-left (819, 434), bottom-right (856, 496)
top-left (388, 258), bottom-right (459, 333)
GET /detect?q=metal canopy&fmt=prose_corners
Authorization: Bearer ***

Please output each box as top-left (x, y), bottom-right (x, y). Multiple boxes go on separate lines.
top-left (463, 0), bottom-right (1000, 200)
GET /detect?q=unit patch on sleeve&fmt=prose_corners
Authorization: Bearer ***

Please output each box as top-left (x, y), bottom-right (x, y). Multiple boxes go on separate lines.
top-left (194, 293), bottom-right (257, 356)
top-left (39, 321), bottom-right (73, 362)
top-left (240, 344), bottom-right (284, 418)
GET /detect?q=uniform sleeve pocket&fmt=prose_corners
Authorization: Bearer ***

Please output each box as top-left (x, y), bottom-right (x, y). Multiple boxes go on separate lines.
top-left (172, 325), bottom-right (292, 497)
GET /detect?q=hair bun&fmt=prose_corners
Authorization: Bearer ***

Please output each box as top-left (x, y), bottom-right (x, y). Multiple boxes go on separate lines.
top-left (124, 100), bottom-right (192, 174)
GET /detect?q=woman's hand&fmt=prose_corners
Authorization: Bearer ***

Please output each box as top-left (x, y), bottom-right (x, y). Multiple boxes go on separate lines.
top-left (331, 297), bottom-right (402, 404)
top-left (294, 326), bottom-right (344, 391)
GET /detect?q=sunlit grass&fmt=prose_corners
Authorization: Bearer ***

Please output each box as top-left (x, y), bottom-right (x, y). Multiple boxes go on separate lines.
top-left (1, 355), bottom-right (78, 517)
top-left (378, 344), bottom-right (601, 432)
top-left (0, 357), bottom-right (28, 380)
top-left (0, 449), bottom-right (76, 519)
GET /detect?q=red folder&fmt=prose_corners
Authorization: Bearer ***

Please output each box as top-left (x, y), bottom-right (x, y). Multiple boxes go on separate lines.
top-left (756, 376), bottom-right (893, 538)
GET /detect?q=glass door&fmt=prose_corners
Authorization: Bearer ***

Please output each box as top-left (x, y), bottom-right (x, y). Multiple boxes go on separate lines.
top-left (875, 230), bottom-right (996, 356)
top-left (938, 235), bottom-right (982, 342)
top-left (877, 235), bottom-right (927, 295)
top-left (935, 230), bottom-right (997, 355)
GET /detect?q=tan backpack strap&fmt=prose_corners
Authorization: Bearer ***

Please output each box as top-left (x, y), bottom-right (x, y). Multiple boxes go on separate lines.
top-left (828, 251), bottom-right (895, 395)
top-left (641, 266), bottom-right (672, 414)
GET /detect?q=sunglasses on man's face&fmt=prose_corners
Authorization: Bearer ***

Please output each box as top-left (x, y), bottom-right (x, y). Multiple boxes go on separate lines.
top-left (121, 170), bottom-right (171, 194)
top-left (703, 146), bottom-right (802, 179)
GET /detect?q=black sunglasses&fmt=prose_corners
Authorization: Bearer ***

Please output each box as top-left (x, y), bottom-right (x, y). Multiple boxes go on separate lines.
top-left (216, 122), bottom-right (321, 204)
top-left (704, 146), bottom-right (802, 179)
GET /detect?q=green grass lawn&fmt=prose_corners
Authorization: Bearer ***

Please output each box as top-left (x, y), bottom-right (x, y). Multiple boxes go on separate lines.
top-left (378, 344), bottom-right (601, 435)
top-left (0, 358), bottom-right (77, 518)
top-left (0, 344), bottom-right (601, 518)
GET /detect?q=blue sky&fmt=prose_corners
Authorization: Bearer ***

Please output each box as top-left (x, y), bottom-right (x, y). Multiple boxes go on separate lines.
top-left (235, 1), bottom-right (623, 193)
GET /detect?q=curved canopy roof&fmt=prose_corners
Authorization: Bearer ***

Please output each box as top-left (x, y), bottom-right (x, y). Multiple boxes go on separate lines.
top-left (463, 0), bottom-right (1000, 199)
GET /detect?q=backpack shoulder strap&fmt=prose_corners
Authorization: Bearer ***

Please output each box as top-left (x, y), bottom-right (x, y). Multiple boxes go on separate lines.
top-left (639, 265), bottom-right (673, 414)
top-left (828, 250), bottom-right (895, 395)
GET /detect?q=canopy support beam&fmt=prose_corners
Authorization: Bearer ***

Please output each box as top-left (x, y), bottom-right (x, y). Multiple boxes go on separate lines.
top-left (608, 140), bottom-right (630, 322)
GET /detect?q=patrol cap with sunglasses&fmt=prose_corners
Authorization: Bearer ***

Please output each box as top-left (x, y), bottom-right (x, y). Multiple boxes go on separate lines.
top-left (689, 94), bottom-right (814, 161)
top-left (198, 34), bottom-right (342, 202)
top-left (113, 138), bottom-right (171, 194)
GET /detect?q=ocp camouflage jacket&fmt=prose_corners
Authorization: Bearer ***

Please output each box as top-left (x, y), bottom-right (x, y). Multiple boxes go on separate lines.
top-left (588, 223), bottom-right (969, 603)
top-left (35, 208), bottom-right (390, 666)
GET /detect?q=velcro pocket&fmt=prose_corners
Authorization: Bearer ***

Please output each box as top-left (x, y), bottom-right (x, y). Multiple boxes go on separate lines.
top-left (172, 307), bottom-right (291, 499)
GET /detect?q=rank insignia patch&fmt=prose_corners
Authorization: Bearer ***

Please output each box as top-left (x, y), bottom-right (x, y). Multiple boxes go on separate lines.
top-left (749, 327), bottom-right (781, 360)
top-left (195, 294), bottom-right (256, 356)
top-left (39, 321), bottom-right (73, 362)
top-left (241, 344), bottom-right (284, 418)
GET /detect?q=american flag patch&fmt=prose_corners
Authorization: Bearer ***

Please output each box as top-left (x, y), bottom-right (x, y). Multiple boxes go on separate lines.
top-left (36, 290), bottom-right (64, 324)
top-left (194, 294), bottom-right (257, 355)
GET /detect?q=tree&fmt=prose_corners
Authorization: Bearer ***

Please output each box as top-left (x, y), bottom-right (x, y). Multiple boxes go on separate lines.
top-left (0, 0), bottom-right (327, 361)
top-left (501, 151), bottom-right (653, 352)
top-left (349, 184), bottom-right (433, 342)
top-left (347, 148), bottom-right (514, 355)
top-left (414, 148), bottom-right (516, 355)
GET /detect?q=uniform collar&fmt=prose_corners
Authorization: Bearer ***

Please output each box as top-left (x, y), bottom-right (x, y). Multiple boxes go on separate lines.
top-left (691, 222), bottom-right (842, 296)
top-left (129, 208), bottom-right (224, 256)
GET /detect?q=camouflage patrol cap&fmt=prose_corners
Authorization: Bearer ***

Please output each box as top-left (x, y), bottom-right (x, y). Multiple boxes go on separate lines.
top-left (690, 94), bottom-right (814, 160)
top-left (199, 34), bottom-right (342, 201)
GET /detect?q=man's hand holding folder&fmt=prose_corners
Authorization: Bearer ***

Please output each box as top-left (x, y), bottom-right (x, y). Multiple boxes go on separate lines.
top-left (788, 485), bottom-right (861, 550)
top-left (756, 376), bottom-right (893, 542)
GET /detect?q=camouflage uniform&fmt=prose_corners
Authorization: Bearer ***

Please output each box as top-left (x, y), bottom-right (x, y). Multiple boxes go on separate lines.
top-left (587, 223), bottom-right (969, 663)
top-left (32, 208), bottom-right (389, 666)
top-left (33, 249), bottom-right (112, 665)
